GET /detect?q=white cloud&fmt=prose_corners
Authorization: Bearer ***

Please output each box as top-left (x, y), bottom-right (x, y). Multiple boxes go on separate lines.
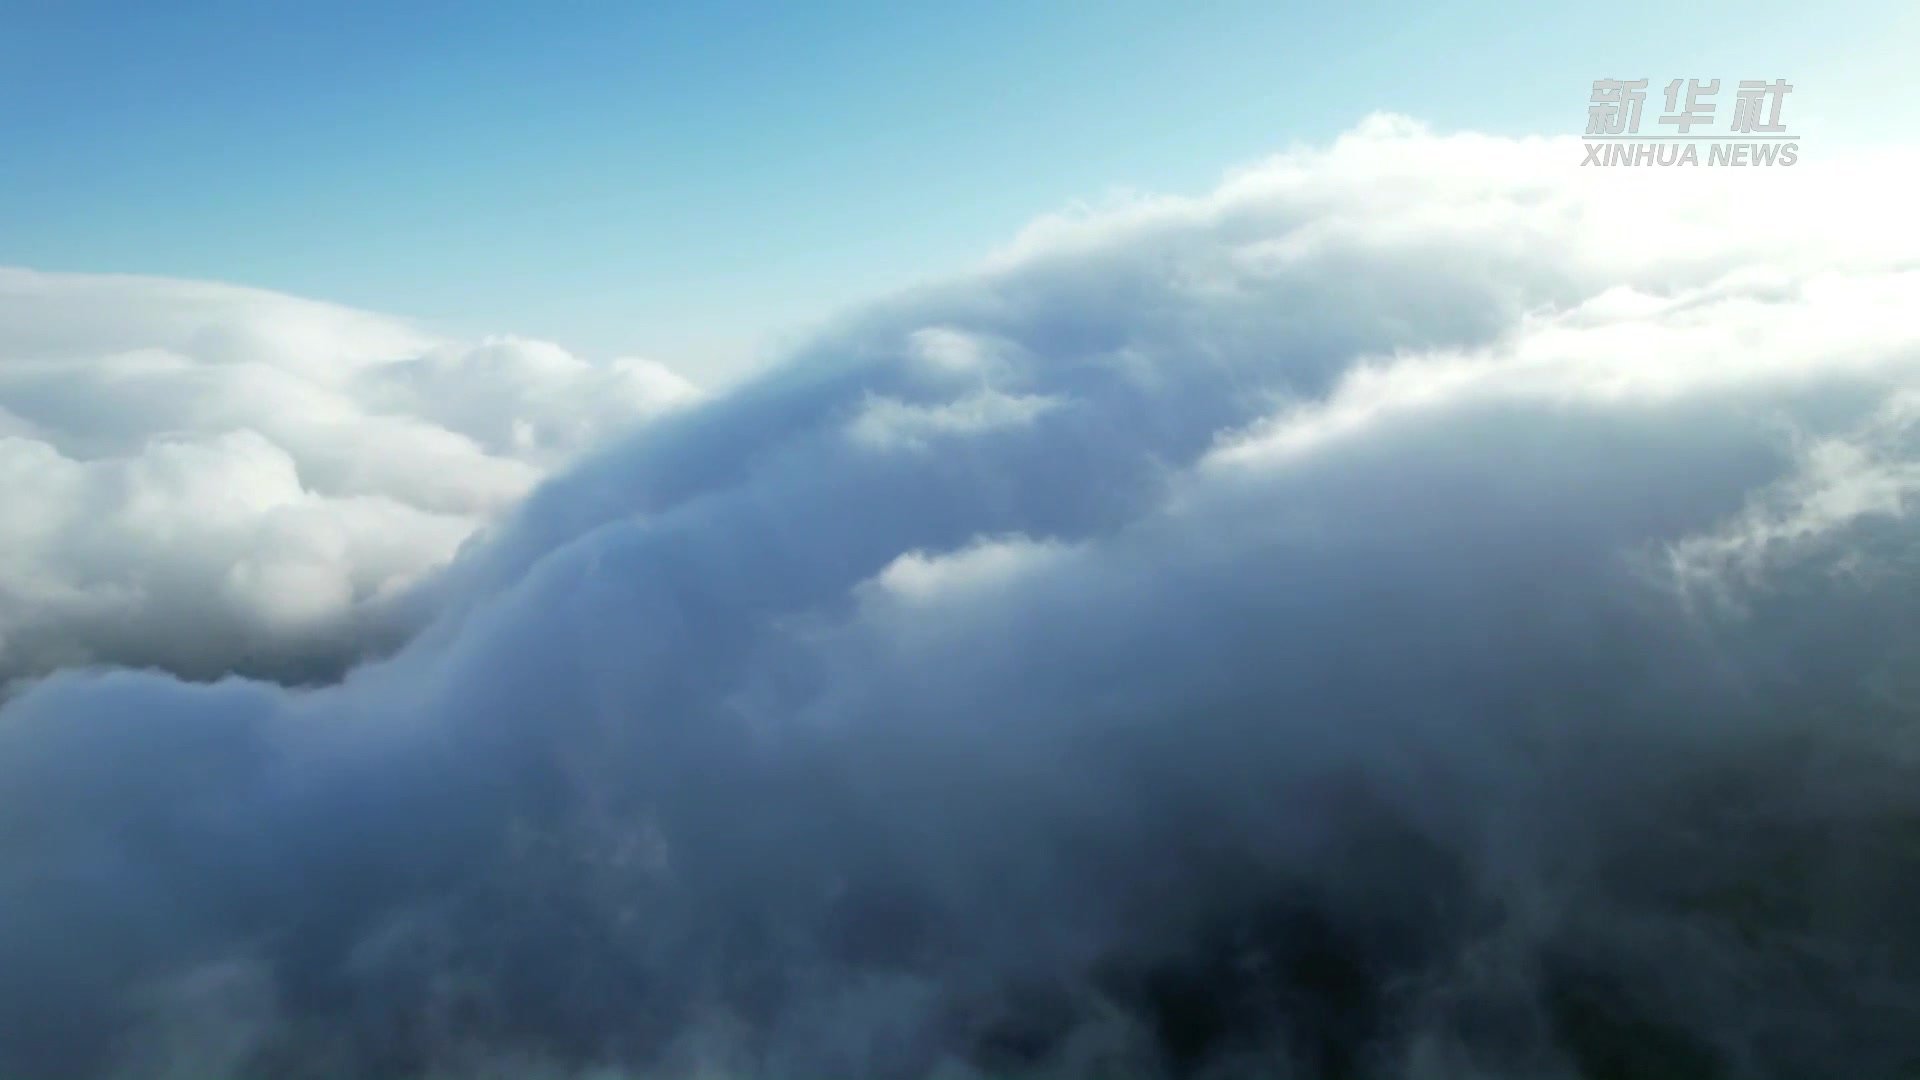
top-left (866, 535), bottom-right (1071, 605)
top-left (847, 388), bottom-right (1061, 450)
top-left (0, 269), bottom-right (697, 681)
top-left (5, 120), bottom-right (1920, 1078)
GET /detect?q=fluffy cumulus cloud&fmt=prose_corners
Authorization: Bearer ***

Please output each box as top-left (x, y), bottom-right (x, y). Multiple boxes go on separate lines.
top-left (0, 270), bottom-right (698, 682)
top-left (5, 117), bottom-right (1920, 1078)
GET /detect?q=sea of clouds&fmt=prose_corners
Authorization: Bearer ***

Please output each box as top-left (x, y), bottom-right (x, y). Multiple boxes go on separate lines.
top-left (2, 117), bottom-right (1919, 1078)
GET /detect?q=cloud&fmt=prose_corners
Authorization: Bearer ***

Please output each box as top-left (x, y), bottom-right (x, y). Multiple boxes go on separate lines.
top-left (0, 270), bottom-right (697, 683)
top-left (847, 388), bottom-right (1062, 451)
top-left (4, 119), bottom-right (1920, 1078)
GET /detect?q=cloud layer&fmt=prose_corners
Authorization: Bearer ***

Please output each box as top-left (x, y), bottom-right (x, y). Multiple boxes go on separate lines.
top-left (0, 270), bottom-right (696, 682)
top-left (4, 118), bottom-right (1920, 1078)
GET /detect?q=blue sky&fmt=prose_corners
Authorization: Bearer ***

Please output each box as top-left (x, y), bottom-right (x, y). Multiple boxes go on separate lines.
top-left (3, 0), bottom-right (1913, 380)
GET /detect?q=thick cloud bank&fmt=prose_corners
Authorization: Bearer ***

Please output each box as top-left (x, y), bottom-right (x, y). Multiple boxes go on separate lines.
top-left (4, 118), bottom-right (1920, 1078)
top-left (0, 271), bottom-right (696, 682)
